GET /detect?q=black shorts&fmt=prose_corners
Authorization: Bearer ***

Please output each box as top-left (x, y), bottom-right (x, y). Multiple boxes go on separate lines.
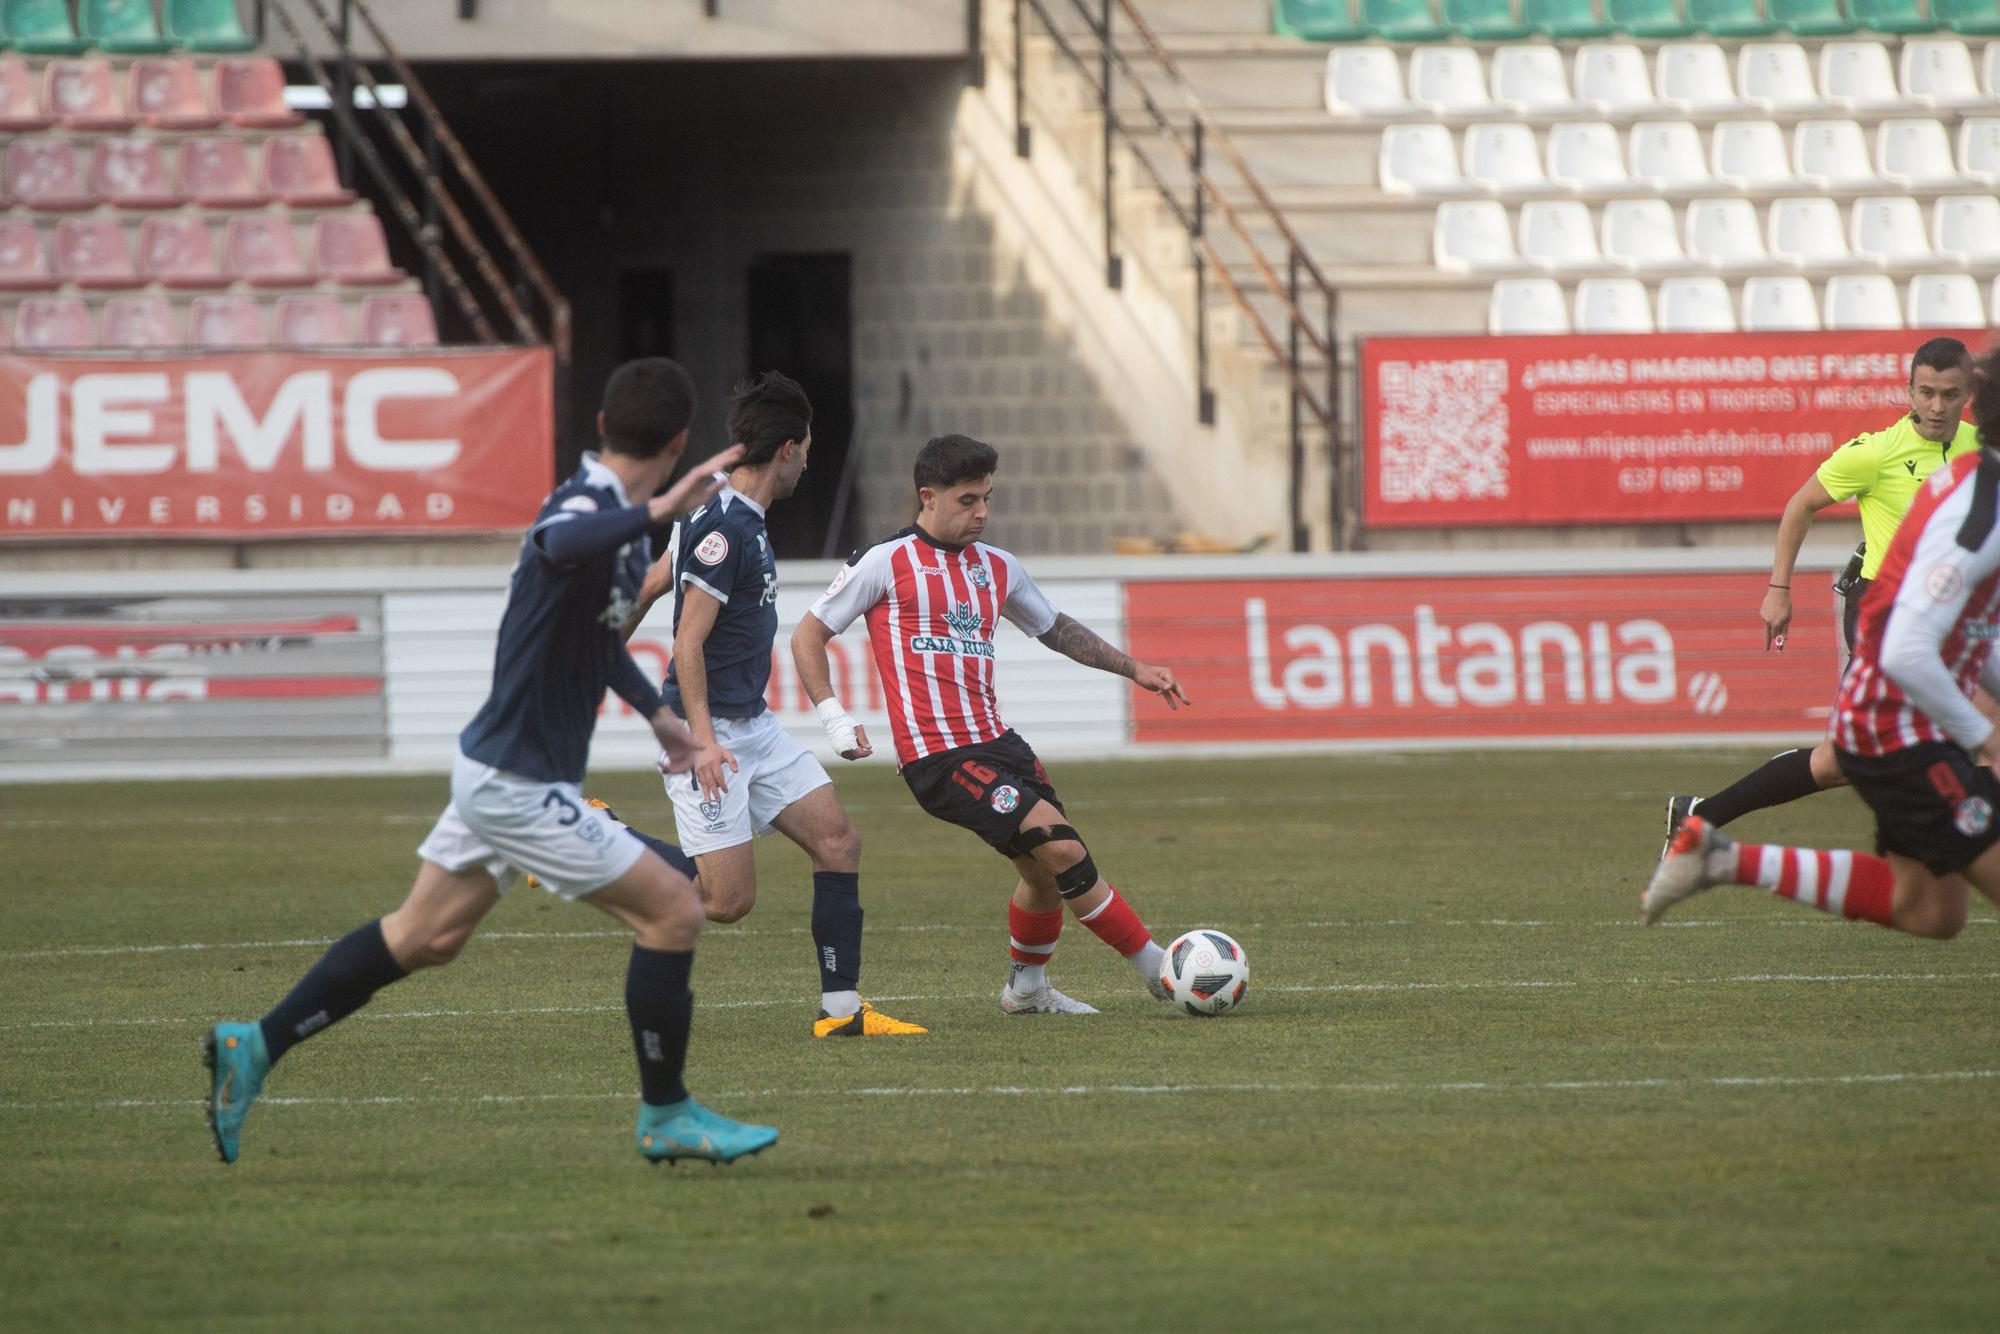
top-left (1840, 576), bottom-right (1870, 656)
top-left (901, 730), bottom-right (1062, 856)
top-left (1835, 740), bottom-right (2000, 876)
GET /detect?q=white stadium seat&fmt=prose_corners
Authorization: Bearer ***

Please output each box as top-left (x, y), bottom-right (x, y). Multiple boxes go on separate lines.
top-left (1602, 198), bottom-right (1690, 269)
top-left (1991, 275), bottom-right (2000, 324)
top-left (1899, 39), bottom-right (1982, 108)
top-left (1712, 120), bottom-right (1796, 189)
top-left (1575, 44), bottom-right (1653, 114)
top-left (1933, 195), bottom-right (2000, 265)
top-left (1685, 198), bottom-right (1767, 268)
top-left (1325, 48), bottom-right (1411, 117)
top-left (1630, 120), bottom-right (1712, 191)
top-left (1850, 195), bottom-right (1933, 265)
top-left (1434, 200), bottom-right (1520, 271)
top-left (1493, 45), bottom-right (1573, 114)
top-left (1655, 43), bottom-right (1739, 112)
top-left (1794, 119), bottom-right (1880, 189)
top-left (1547, 122), bottom-right (1633, 192)
top-left (1464, 123), bottom-right (1550, 193)
top-left (1409, 47), bottom-right (1492, 115)
top-left (1823, 274), bottom-right (1904, 329)
top-left (1818, 42), bottom-right (1904, 110)
top-left (1983, 41), bottom-right (2000, 98)
top-left (1379, 124), bottom-right (1464, 195)
top-left (1488, 277), bottom-right (1570, 334)
top-left (1907, 273), bottom-right (1985, 327)
top-left (1657, 276), bottom-right (1738, 332)
top-left (1878, 119), bottom-right (1964, 188)
top-left (1957, 118), bottom-right (2000, 186)
top-left (1741, 276), bottom-right (1821, 331)
top-left (1574, 277), bottom-right (1654, 333)
top-left (1519, 200), bottom-right (1608, 271)
top-left (1768, 197), bottom-right (1855, 268)
top-left (1737, 42), bottom-right (1821, 112)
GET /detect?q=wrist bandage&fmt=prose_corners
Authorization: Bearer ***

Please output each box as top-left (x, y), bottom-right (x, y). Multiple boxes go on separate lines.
top-left (816, 697), bottom-right (860, 754)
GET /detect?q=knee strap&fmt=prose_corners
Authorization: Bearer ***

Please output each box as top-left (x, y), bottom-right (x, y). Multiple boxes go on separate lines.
top-left (1008, 823), bottom-right (1080, 857)
top-left (1054, 851), bottom-right (1099, 900)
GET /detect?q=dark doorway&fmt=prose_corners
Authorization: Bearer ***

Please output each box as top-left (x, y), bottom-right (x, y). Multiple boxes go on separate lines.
top-left (619, 269), bottom-right (676, 362)
top-left (745, 253), bottom-right (854, 560)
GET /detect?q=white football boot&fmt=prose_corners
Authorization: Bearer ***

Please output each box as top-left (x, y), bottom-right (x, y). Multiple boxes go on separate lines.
top-left (1000, 984), bottom-right (1100, 1015)
top-left (1643, 815), bottom-right (1731, 925)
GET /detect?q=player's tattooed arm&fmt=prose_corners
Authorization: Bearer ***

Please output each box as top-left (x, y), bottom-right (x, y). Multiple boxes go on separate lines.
top-left (1038, 613), bottom-right (1137, 679)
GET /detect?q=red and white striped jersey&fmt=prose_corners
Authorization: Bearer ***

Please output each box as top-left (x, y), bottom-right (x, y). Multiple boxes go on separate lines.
top-left (807, 526), bottom-right (1060, 767)
top-left (1835, 449), bottom-right (2000, 758)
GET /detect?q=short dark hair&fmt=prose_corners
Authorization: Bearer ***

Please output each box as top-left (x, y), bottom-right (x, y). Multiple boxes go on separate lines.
top-left (914, 434), bottom-right (998, 492)
top-left (1972, 345), bottom-right (2000, 451)
top-left (1912, 337), bottom-right (1973, 384)
top-left (727, 371), bottom-right (813, 469)
top-left (600, 357), bottom-right (697, 459)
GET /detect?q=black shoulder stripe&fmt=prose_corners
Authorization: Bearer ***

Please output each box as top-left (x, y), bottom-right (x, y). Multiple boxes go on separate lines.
top-left (1954, 453), bottom-right (2000, 552)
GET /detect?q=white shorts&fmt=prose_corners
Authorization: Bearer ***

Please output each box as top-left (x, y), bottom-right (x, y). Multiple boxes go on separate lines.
top-left (663, 711), bottom-right (831, 857)
top-left (416, 751), bottom-right (647, 901)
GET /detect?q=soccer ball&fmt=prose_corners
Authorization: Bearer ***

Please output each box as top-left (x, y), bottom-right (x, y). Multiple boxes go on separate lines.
top-left (1160, 929), bottom-right (1249, 1017)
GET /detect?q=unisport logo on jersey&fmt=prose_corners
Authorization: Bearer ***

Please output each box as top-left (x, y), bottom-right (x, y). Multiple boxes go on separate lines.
top-left (908, 601), bottom-right (994, 659)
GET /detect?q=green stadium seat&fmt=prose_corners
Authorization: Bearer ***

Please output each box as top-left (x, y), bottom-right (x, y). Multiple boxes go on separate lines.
top-left (1933, 0), bottom-right (2000, 33)
top-left (1687, 0), bottom-right (1779, 35)
top-left (82, 0), bottom-right (173, 53)
top-left (1607, 0), bottom-right (1699, 34)
top-left (3, 0), bottom-right (91, 54)
top-left (1445, 0), bottom-right (1533, 37)
top-left (1768, 0), bottom-right (1858, 33)
top-left (1524, 0), bottom-right (1616, 36)
top-left (165, 0), bottom-right (257, 52)
top-left (1272, 0), bottom-right (1370, 39)
top-left (1851, 0), bottom-right (1938, 27)
top-left (1363, 0), bottom-right (1452, 39)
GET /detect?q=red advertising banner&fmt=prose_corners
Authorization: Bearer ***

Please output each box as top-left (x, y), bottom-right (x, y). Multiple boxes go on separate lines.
top-left (0, 347), bottom-right (552, 538)
top-left (1361, 330), bottom-right (1983, 528)
top-left (1126, 574), bottom-right (1840, 746)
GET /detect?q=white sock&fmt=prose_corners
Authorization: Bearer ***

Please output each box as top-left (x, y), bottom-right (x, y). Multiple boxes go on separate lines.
top-left (1127, 940), bottom-right (1166, 980)
top-left (821, 989), bottom-right (859, 1019)
top-left (1007, 960), bottom-right (1047, 994)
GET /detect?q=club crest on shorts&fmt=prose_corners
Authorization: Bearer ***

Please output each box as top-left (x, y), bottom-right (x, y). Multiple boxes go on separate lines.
top-left (1955, 796), bottom-right (1992, 837)
top-left (699, 794), bottom-right (724, 826)
top-left (694, 532), bottom-right (729, 566)
top-left (989, 785), bottom-right (1019, 814)
top-left (576, 817), bottom-right (606, 843)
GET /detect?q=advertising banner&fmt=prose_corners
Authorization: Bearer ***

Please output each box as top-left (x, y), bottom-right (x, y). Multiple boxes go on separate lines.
top-left (1361, 330), bottom-right (1981, 528)
top-left (1125, 573), bottom-right (1841, 746)
top-left (0, 347), bottom-right (552, 539)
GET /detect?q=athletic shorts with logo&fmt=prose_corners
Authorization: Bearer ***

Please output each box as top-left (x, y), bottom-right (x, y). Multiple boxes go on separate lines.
top-left (1835, 739), bottom-right (2000, 875)
top-left (417, 751), bottom-right (647, 900)
top-left (901, 729), bottom-right (1062, 856)
top-left (663, 711), bottom-right (832, 857)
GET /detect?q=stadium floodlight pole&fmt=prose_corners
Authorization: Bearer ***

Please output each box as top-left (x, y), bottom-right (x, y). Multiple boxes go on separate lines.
top-left (1193, 119), bottom-right (1213, 426)
top-left (1013, 0), bottom-right (1029, 157)
top-left (1098, 0), bottom-right (1122, 290)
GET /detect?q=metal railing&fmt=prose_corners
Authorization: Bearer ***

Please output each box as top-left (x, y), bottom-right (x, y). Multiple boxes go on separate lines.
top-left (1010, 0), bottom-right (1341, 551)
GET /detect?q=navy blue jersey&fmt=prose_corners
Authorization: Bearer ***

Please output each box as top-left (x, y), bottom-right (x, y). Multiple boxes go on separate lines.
top-left (662, 486), bottom-right (778, 720)
top-left (459, 455), bottom-right (661, 783)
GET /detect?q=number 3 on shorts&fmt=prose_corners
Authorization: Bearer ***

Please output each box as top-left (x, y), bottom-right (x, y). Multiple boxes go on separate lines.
top-left (543, 791), bottom-right (582, 826)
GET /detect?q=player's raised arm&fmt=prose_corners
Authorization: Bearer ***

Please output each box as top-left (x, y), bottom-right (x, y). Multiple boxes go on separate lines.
top-left (650, 446), bottom-right (745, 524)
top-left (1037, 613), bottom-right (1190, 710)
top-left (673, 585), bottom-right (739, 800)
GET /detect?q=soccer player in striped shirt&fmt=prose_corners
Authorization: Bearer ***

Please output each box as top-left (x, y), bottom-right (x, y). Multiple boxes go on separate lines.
top-left (791, 433), bottom-right (1190, 1014)
top-left (1646, 344), bottom-right (2000, 939)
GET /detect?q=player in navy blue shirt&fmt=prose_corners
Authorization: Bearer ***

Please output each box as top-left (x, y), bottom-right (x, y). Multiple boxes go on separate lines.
top-left (201, 359), bottom-right (782, 1167)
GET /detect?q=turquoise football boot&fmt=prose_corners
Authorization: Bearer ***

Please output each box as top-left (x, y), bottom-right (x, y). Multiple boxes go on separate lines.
top-left (201, 1021), bottom-right (270, 1164)
top-left (635, 1098), bottom-right (778, 1166)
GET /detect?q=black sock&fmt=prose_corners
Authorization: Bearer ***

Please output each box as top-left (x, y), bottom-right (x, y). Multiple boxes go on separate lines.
top-left (1699, 748), bottom-right (1822, 827)
top-left (627, 945), bottom-right (693, 1108)
top-left (258, 918), bottom-right (408, 1065)
top-left (811, 871), bottom-right (863, 997)
top-left (624, 824), bottom-right (697, 881)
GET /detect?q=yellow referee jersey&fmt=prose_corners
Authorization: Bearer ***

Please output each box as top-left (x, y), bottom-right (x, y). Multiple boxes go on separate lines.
top-left (1814, 415), bottom-right (1982, 579)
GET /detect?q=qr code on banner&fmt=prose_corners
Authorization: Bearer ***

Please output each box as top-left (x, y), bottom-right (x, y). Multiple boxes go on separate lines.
top-left (1377, 359), bottom-right (1510, 503)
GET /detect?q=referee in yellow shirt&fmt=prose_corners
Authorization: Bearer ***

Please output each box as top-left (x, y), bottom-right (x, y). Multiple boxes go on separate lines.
top-left (1665, 336), bottom-right (1978, 850)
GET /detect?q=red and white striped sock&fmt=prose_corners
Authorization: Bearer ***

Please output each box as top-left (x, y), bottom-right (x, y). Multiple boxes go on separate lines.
top-left (1007, 903), bottom-right (1063, 994)
top-left (1730, 843), bottom-right (1895, 926)
top-left (1076, 886), bottom-right (1167, 979)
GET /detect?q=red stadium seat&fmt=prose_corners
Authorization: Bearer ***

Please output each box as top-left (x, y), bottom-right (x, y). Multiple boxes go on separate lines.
top-left (214, 58), bottom-right (302, 129)
top-left (43, 59), bottom-right (134, 131)
top-left (52, 217), bottom-right (142, 289)
top-left (100, 295), bottom-right (182, 348)
top-left (129, 58), bottom-right (220, 131)
top-left (179, 137), bottom-right (267, 208)
top-left (224, 214), bottom-right (311, 287)
top-left (275, 294), bottom-right (356, 347)
top-left (0, 220), bottom-right (58, 291)
top-left (92, 138), bottom-right (181, 209)
top-left (359, 292), bottom-right (439, 346)
top-left (14, 296), bottom-right (96, 349)
top-left (188, 294), bottom-right (266, 347)
top-left (263, 136), bottom-right (355, 207)
top-left (0, 59), bottom-right (53, 132)
top-left (313, 214), bottom-right (401, 286)
top-left (137, 215), bottom-right (227, 289)
top-left (7, 141), bottom-right (95, 210)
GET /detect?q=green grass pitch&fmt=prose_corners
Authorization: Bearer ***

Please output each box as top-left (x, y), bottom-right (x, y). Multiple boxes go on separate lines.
top-left (4, 751), bottom-right (1998, 1333)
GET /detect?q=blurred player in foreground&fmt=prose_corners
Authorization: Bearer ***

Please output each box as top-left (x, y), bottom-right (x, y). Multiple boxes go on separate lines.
top-left (792, 433), bottom-right (1188, 1014)
top-left (1647, 343), bottom-right (2000, 940)
top-left (201, 359), bottom-right (779, 1167)
top-left (1662, 338), bottom-right (1979, 854)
